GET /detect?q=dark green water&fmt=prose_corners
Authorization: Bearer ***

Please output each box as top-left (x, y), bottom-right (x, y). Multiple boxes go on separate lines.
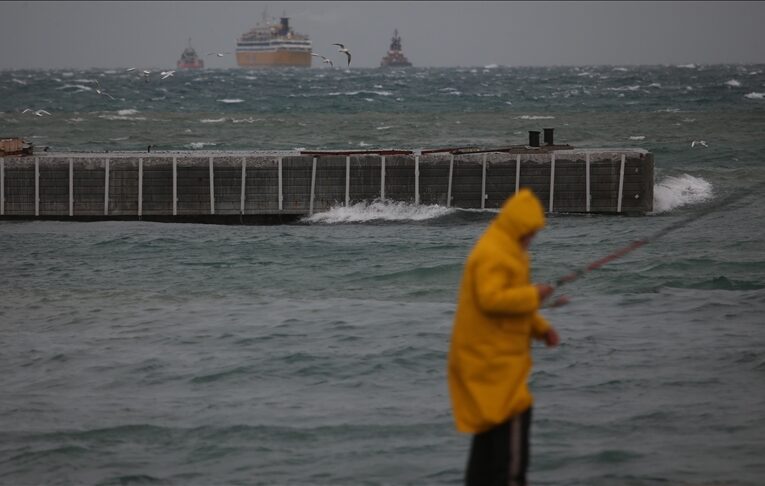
top-left (1, 65), bottom-right (764, 485)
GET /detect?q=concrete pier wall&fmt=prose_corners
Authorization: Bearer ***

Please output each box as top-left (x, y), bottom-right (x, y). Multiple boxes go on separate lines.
top-left (0, 149), bottom-right (654, 223)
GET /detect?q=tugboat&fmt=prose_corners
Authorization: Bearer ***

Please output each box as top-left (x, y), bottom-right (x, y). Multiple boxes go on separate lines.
top-left (380, 29), bottom-right (412, 67)
top-left (177, 39), bottom-right (204, 69)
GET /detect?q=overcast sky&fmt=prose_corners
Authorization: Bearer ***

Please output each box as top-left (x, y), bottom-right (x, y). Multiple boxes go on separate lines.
top-left (1, 1), bottom-right (763, 70)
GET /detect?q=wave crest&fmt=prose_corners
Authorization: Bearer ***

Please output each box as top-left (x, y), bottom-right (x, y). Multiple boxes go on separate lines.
top-left (653, 174), bottom-right (713, 213)
top-left (304, 200), bottom-right (454, 223)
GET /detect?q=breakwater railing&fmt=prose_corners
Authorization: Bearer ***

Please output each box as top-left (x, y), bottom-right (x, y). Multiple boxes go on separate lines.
top-left (0, 148), bottom-right (653, 223)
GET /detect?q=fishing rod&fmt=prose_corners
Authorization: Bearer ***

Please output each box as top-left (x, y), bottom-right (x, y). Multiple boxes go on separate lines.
top-left (549, 183), bottom-right (761, 294)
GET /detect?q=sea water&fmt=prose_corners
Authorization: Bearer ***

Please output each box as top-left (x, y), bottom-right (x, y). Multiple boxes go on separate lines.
top-left (1, 65), bottom-right (764, 485)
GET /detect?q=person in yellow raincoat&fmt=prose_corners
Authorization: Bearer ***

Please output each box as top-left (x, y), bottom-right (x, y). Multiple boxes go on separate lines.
top-left (448, 188), bottom-right (565, 486)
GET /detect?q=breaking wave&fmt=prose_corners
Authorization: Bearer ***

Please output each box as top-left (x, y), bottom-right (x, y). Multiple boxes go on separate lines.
top-left (653, 174), bottom-right (713, 213)
top-left (304, 200), bottom-right (454, 223)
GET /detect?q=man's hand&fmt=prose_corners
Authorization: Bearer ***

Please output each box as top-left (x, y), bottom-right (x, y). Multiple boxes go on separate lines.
top-left (535, 283), bottom-right (554, 301)
top-left (550, 295), bottom-right (570, 308)
top-left (544, 327), bottom-right (560, 347)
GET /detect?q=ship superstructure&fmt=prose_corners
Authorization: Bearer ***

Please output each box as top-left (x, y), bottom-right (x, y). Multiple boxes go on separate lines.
top-left (380, 29), bottom-right (412, 67)
top-left (235, 11), bottom-right (312, 68)
top-left (177, 39), bottom-right (204, 69)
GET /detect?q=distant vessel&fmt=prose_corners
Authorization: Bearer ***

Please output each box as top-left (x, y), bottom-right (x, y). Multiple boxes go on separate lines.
top-left (177, 39), bottom-right (204, 69)
top-left (380, 29), bottom-right (412, 67)
top-left (235, 10), bottom-right (312, 68)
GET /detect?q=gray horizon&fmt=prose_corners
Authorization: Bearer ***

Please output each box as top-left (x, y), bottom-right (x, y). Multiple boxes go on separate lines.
top-left (1, 1), bottom-right (764, 70)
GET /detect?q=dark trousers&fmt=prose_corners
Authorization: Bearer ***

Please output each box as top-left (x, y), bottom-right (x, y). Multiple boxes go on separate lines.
top-left (465, 407), bottom-right (532, 486)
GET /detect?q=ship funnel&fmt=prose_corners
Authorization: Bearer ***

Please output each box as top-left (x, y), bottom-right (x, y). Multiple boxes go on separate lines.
top-left (280, 17), bottom-right (289, 36)
top-left (543, 128), bottom-right (554, 146)
top-left (528, 131), bottom-right (541, 147)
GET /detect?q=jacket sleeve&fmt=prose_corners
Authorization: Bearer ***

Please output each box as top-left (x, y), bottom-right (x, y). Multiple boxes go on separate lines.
top-left (530, 312), bottom-right (551, 340)
top-left (473, 258), bottom-right (540, 315)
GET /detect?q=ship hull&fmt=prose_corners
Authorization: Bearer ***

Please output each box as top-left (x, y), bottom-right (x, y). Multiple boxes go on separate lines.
top-left (236, 50), bottom-right (311, 68)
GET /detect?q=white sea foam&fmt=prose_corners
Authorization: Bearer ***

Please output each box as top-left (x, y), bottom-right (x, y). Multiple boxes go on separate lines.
top-left (648, 82), bottom-right (662, 88)
top-left (304, 200), bottom-right (454, 223)
top-left (744, 92), bottom-right (764, 99)
top-left (12, 78), bottom-right (27, 85)
top-left (608, 85), bottom-right (641, 92)
top-left (653, 174), bottom-right (713, 213)
top-left (56, 84), bottom-right (93, 92)
top-left (217, 98), bottom-right (244, 104)
top-left (612, 67), bottom-right (628, 72)
top-left (629, 136), bottom-right (645, 140)
top-left (725, 79), bottom-right (741, 87)
top-left (676, 63), bottom-right (697, 69)
top-left (117, 109), bottom-right (139, 116)
top-left (376, 126), bottom-right (392, 130)
top-left (187, 142), bottom-right (218, 149)
top-left (328, 90), bottom-right (393, 96)
top-left (200, 118), bottom-right (227, 123)
top-left (484, 64), bottom-right (499, 69)
top-left (515, 115), bottom-right (555, 120)
top-left (99, 114), bottom-right (147, 121)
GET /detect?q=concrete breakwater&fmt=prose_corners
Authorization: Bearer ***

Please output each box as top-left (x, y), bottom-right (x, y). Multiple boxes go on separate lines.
top-left (0, 149), bottom-right (654, 223)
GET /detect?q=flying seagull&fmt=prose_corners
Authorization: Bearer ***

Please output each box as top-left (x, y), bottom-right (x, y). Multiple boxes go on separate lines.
top-left (691, 140), bottom-right (708, 148)
top-left (311, 53), bottom-right (334, 68)
top-left (207, 52), bottom-right (232, 57)
top-left (126, 67), bottom-right (137, 72)
top-left (23, 108), bottom-right (51, 117)
top-left (332, 43), bottom-right (352, 67)
top-left (95, 80), bottom-right (116, 100)
top-left (160, 70), bottom-right (175, 80)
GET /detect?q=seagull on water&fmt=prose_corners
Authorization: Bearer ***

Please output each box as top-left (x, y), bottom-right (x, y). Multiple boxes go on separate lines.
top-left (94, 80), bottom-right (116, 100)
top-left (332, 43), bottom-right (352, 67)
top-left (691, 140), bottom-right (708, 148)
top-left (160, 70), bottom-right (175, 80)
top-left (311, 53), bottom-right (334, 68)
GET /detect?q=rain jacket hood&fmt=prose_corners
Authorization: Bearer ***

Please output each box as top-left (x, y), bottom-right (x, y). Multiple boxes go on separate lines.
top-left (448, 188), bottom-right (551, 434)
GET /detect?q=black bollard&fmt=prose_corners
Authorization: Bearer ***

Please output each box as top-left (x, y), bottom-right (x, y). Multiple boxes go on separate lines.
top-left (528, 131), bottom-right (540, 147)
top-left (544, 128), bottom-right (554, 146)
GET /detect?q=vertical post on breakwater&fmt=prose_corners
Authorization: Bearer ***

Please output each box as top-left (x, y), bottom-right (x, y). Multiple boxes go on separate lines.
top-left (481, 153), bottom-right (487, 209)
top-left (104, 158), bottom-right (110, 216)
top-left (240, 157), bottom-right (246, 215)
top-left (172, 156), bottom-right (177, 216)
top-left (380, 156), bottom-right (386, 200)
top-left (515, 154), bottom-right (521, 194)
top-left (585, 152), bottom-right (591, 213)
top-left (415, 153), bottom-right (420, 205)
top-left (447, 153), bottom-right (454, 207)
top-left (617, 154), bottom-right (625, 213)
top-left (34, 157), bottom-right (39, 217)
top-left (549, 153), bottom-right (556, 213)
top-left (138, 158), bottom-right (143, 218)
top-left (209, 157), bottom-right (215, 215)
top-left (309, 156), bottom-right (317, 215)
top-left (68, 158), bottom-right (73, 217)
top-left (345, 156), bottom-right (350, 207)
top-left (0, 157), bottom-right (4, 216)
top-left (278, 157), bottom-right (283, 211)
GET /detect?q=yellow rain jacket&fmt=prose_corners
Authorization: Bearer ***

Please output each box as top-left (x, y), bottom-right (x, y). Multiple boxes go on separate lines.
top-left (448, 188), bottom-right (552, 434)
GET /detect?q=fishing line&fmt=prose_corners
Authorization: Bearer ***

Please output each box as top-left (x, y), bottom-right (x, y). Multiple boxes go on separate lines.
top-left (548, 182), bottom-right (764, 294)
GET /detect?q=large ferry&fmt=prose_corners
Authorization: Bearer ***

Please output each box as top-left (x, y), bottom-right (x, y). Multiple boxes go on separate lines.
top-left (380, 29), bottom-right (412, 67)
top-left (177, 39), bottom-right (204, 69)
top-left (235, 12), bottom-right (312, 68)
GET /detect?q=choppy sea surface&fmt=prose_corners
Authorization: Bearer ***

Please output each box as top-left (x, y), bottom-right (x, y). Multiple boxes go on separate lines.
top-left (1, 65), bottom-right (764, 485)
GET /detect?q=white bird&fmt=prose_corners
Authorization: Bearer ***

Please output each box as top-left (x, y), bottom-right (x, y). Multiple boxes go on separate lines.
top-left (94, 80), bottom-right (116, 100)
top-left (691, 140), bottom-right (708, 148)
top-left (311, 53), bottom-right (334, 68)
top-left (332, 43), bottom-right (352, 67)
top-left (160, 70), bottom-right (175, 80)
top-left (207, 52), bottom-right (232, 57)
top-left (126, 67), bottom-right (137, 72)
top-left (23, 108), bottom-right (51, 116)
